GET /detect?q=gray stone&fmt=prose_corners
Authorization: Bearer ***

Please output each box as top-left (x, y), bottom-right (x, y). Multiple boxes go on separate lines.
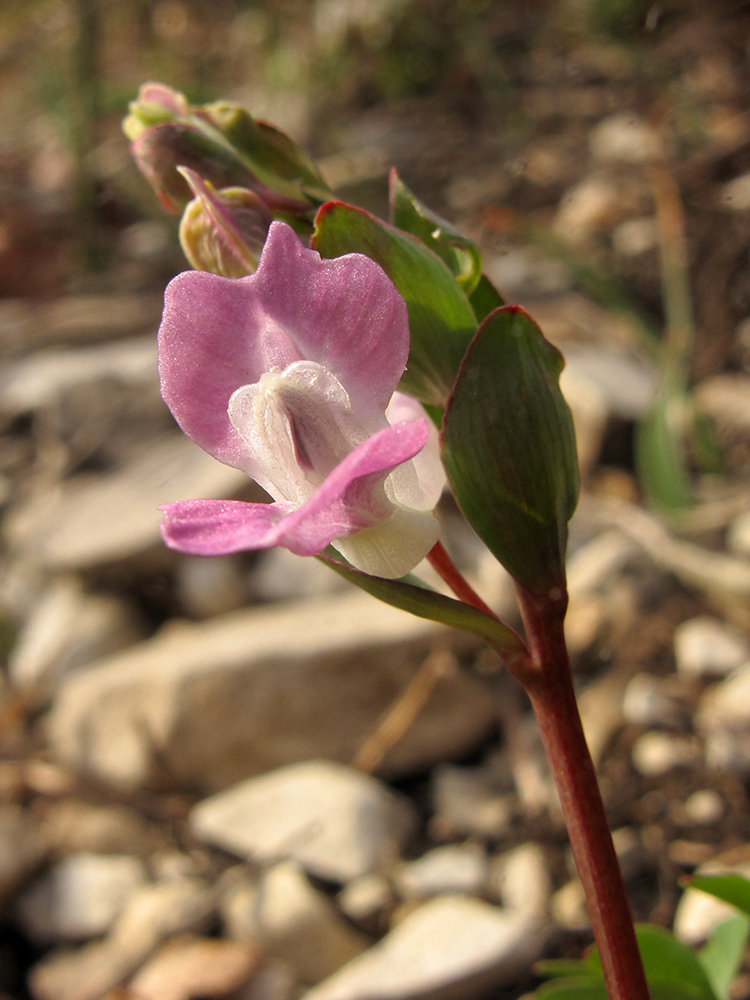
top-left (683, 791), bottom-right (724, 826)
top-left (222, 861), bottom-right (369, 985)
top-left (17, 852), bottom-right (147, 943)
top-left (303, 895), bottom-right (547, 1000)
top-left (28, 876), bottom-right (214, 1000)
top-left (9, 577), bottom-right (144, 692)
top-left (128, 934), bottom-right (262, 1000)
top-left (589, 113), bottom-right (662, 163)
top-left (429, 764), bottom-right (513, 841)
top-left (631, 732), bottom-right (701, 777)
top-left (674, 616), bottom-right (750, 678)
top-left (489, 843), bottom-right (551, 918)
top-left (191, 760), bottom-right (415, 883)
top-left (338, 875), bottom-right (395, 926)
top-left (622, 673), bottom-right (683, 728)
top-left (48, 590), bottom-right (493, 791)
top-left (394, 845), bottom-right (489, 902)
top-left (4, 435), bottom-right (248, 570)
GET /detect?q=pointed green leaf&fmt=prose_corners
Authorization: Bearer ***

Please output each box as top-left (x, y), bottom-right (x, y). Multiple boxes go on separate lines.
top-left (586, 926), bottom-right (718, 1000)
top-left (441, 306), bottom-right (579, 594)
top-left (698, 915), bottom-right (749, 1000)
top-left (390, 170), bottom-right (483, 295)
top-left (312, 202), bottom-right (477, 407)
top-left (318, 551), bottom-right (529, 670)
top-left (637, 385), bottom-right (693, 514)
top-left (689, 875), bottom-right (750, 919)
top-left (469, 273), bottom-right (505, 324)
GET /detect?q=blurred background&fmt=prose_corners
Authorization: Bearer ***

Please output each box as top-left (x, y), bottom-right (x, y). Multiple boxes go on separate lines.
top-left (1, 2), bottom-right (750, 999)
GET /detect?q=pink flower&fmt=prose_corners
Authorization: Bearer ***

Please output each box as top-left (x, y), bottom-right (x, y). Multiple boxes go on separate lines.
top-left (158, 221), bottom-right (445, 578)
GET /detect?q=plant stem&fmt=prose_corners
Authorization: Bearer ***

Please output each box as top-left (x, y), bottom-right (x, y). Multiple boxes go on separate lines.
top-left (427, 541), bottom-right (499, 619)
top-left (517, 585), bottom-right (651, 1000)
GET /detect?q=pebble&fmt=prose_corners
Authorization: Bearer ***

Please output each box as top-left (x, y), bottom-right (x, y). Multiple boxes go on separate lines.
top-left (695, 374), bottom-right (750, 432)
top-left (674, 616), bottom-right (750, 678)
top-left (128, 934), bottom-right (262, 1000)
top-left (683, 790), bottom-right (724, 826)
top-left (727, 511), bottom-right (750, 559)
top-left (5, 435), bottom-right (248, 570)
top-left (489, 843), bottom-right (551, 918)
top-left (697, 662), bottom-right (750, 732)
top-left (589, 112), bottom-right (663, 163)
top-left (551, 878), bottom-right (589, 931)
top-left (302, 896), bottom-right (547, 1000)
top-left (49, 589), bottom-right (492, 791)
top-left (612, 217), bottom-right (658, 257)
top-left (622, 673), bottom-right (683, 728)
top-left (631, 732), bottom-right (701, 777)
top-left (394, 844), bottom-right (489, 901)
top-left (429, 763), bottom-right (513, 841)
top-left (17, 852), bottom-right (148, 943)
top-left (248, 547), bottom-right (348, 603)
top-left (175, 554), bottom-right (246, 618)
top-left (222, 861), bottom-right (369, 985)
top-left (719, 172), bottom-right (750, 211)
top-left (191, 760), bottom-right (416, 883)
top-left (553, 175), bottom-right (622, 244)
top-left (337, 874), bottom-right (395, 928)
top-left (8, 577), bottom-right (144, 692)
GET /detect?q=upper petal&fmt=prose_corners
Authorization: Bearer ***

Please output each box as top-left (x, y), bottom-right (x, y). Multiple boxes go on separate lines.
top-left (158, 221), bottom-right (409, 473)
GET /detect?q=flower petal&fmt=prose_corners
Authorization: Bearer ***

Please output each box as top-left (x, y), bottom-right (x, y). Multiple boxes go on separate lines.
top-left (160, 418), bottom-right (435, 575)
top-left (158, 221), bottom-right (409, 474)
top-left (386, 392), bottom-right (445, 510)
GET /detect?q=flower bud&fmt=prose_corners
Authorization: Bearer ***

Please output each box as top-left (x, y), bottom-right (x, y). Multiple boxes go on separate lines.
top-left (178, 168), bottom-right (272, 277)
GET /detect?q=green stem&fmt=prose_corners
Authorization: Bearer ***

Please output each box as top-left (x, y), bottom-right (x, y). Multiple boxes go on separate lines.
top-left (517, 585), bottom-right (651, 1000)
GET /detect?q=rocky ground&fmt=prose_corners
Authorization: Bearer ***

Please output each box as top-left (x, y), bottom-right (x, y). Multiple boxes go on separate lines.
top-left (1, 1), bottom-right (750, 999)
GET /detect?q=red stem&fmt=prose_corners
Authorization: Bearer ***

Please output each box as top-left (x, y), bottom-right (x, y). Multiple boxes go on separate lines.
top-left (427, 541), bottom-right (499, 619)
top-left (517, 585), bottom-right (651, 1000)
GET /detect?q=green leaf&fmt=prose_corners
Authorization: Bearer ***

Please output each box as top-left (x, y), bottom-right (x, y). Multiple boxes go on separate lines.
top-left (637, 385), bottom-right (693, 514)
top-left (698, 914), bottom-right (749, 1000)
top-left (586, 926), bottom-right (718, 1000)
top-left (389, 170), bottom-right (483, 295)
top-left (535, 978), bottom-right (608, 1000)
top-left (469, 273), bottom-right (505, 324)
top-left (312, 202), bottom-right (477, 407)
top-left (689, 875), bottom-right (750, 919)
top-left (318, 551), bottom-right (529, 670)
top-left (441, 306), bottom-right (579, 594)
top-left (536, 959), bottom-right (592, 979)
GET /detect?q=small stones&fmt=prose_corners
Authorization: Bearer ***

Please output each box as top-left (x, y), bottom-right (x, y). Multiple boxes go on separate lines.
top-left (589, 112), bottom-right (663, 164)
top-left (17, 853), bottom-right (148, 943)
top-left (683, 790), bottom-right (724, 826)
top-left (302, 896), bottom-right (548, 1000)
top-left (631, 732), bottom-right (702, 777)
top-left (190, 760), bottom-right (417, 883)
top-left (674, 616), bottom-right (750, 679)
top-left (394, 844), bottom-right (489, 902)
top-left (622, 673), bottom-right (684, 728)
top-left (429, 763), bottom-right (513, 841)
top-left (489, 843), bottom-right (551, 918)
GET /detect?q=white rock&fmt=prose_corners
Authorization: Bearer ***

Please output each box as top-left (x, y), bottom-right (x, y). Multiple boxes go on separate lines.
top-left (489, 843), bottom-right (551, 918)
top-left (0, 336), bottom-right (157, 413)
top-left (28, 877), bottom-right (214, 1000)
top-left (622, 673), bottom-right (682, 727)
top-left (631, 732), bottom-right (701, 777)
top-left (612, 217), bottom-right (658, 257)
top-left (697, 663), bottom-right (750, 730)
top-left (176, 555), bottom-right (246, 618)
top-left (484, 246), bottom-right (571, 299)
top-left (559, 367), bottom-right (608, 478)
top-left (4, 435), bottom-right (248, 570)
top-left (191, 760), bottom-right (416, 883)
top-left (551, 879), bottom-right (589, 931)
top-left (17, 852), bottom-right (147, 942)
top-left (49, 590), bottom-right (492, 791)
top-left (129, 934), bottom-right (262, 1000)
top-left (561, 346), bottom-right (657, 420)
top-left (727, 511), bottom-right (750, 558)
top-left (8, 577), bottom-right (143, 691)
top-left (674, 616), bottom-right (750, 678)
top-left (589, 113), bottom-right (662, 164)
top-left (719, 172), bottom-right (750, 211)
top-left (223, 861), bottom-right (369, 984)
top-left (303, 896), bottom-right (547, 1000)
top-left (338, 874), bottom-right (395, 925)
top-left (553, 175), bottom-right (621, 244)
top-left (684, 790), bottom-right (724, 826)
top-left (429, 764), bottom-right (513, 841)
top-left (249, 547), bottom-right (348, 602)
top-left (394, 844), bottom-right (489, 901)
top-left (696, 374), bottom-right (750, 431)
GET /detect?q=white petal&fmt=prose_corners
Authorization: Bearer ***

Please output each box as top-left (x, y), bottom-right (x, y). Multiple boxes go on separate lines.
top-left (332, 507), bottom-right (440, 578)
